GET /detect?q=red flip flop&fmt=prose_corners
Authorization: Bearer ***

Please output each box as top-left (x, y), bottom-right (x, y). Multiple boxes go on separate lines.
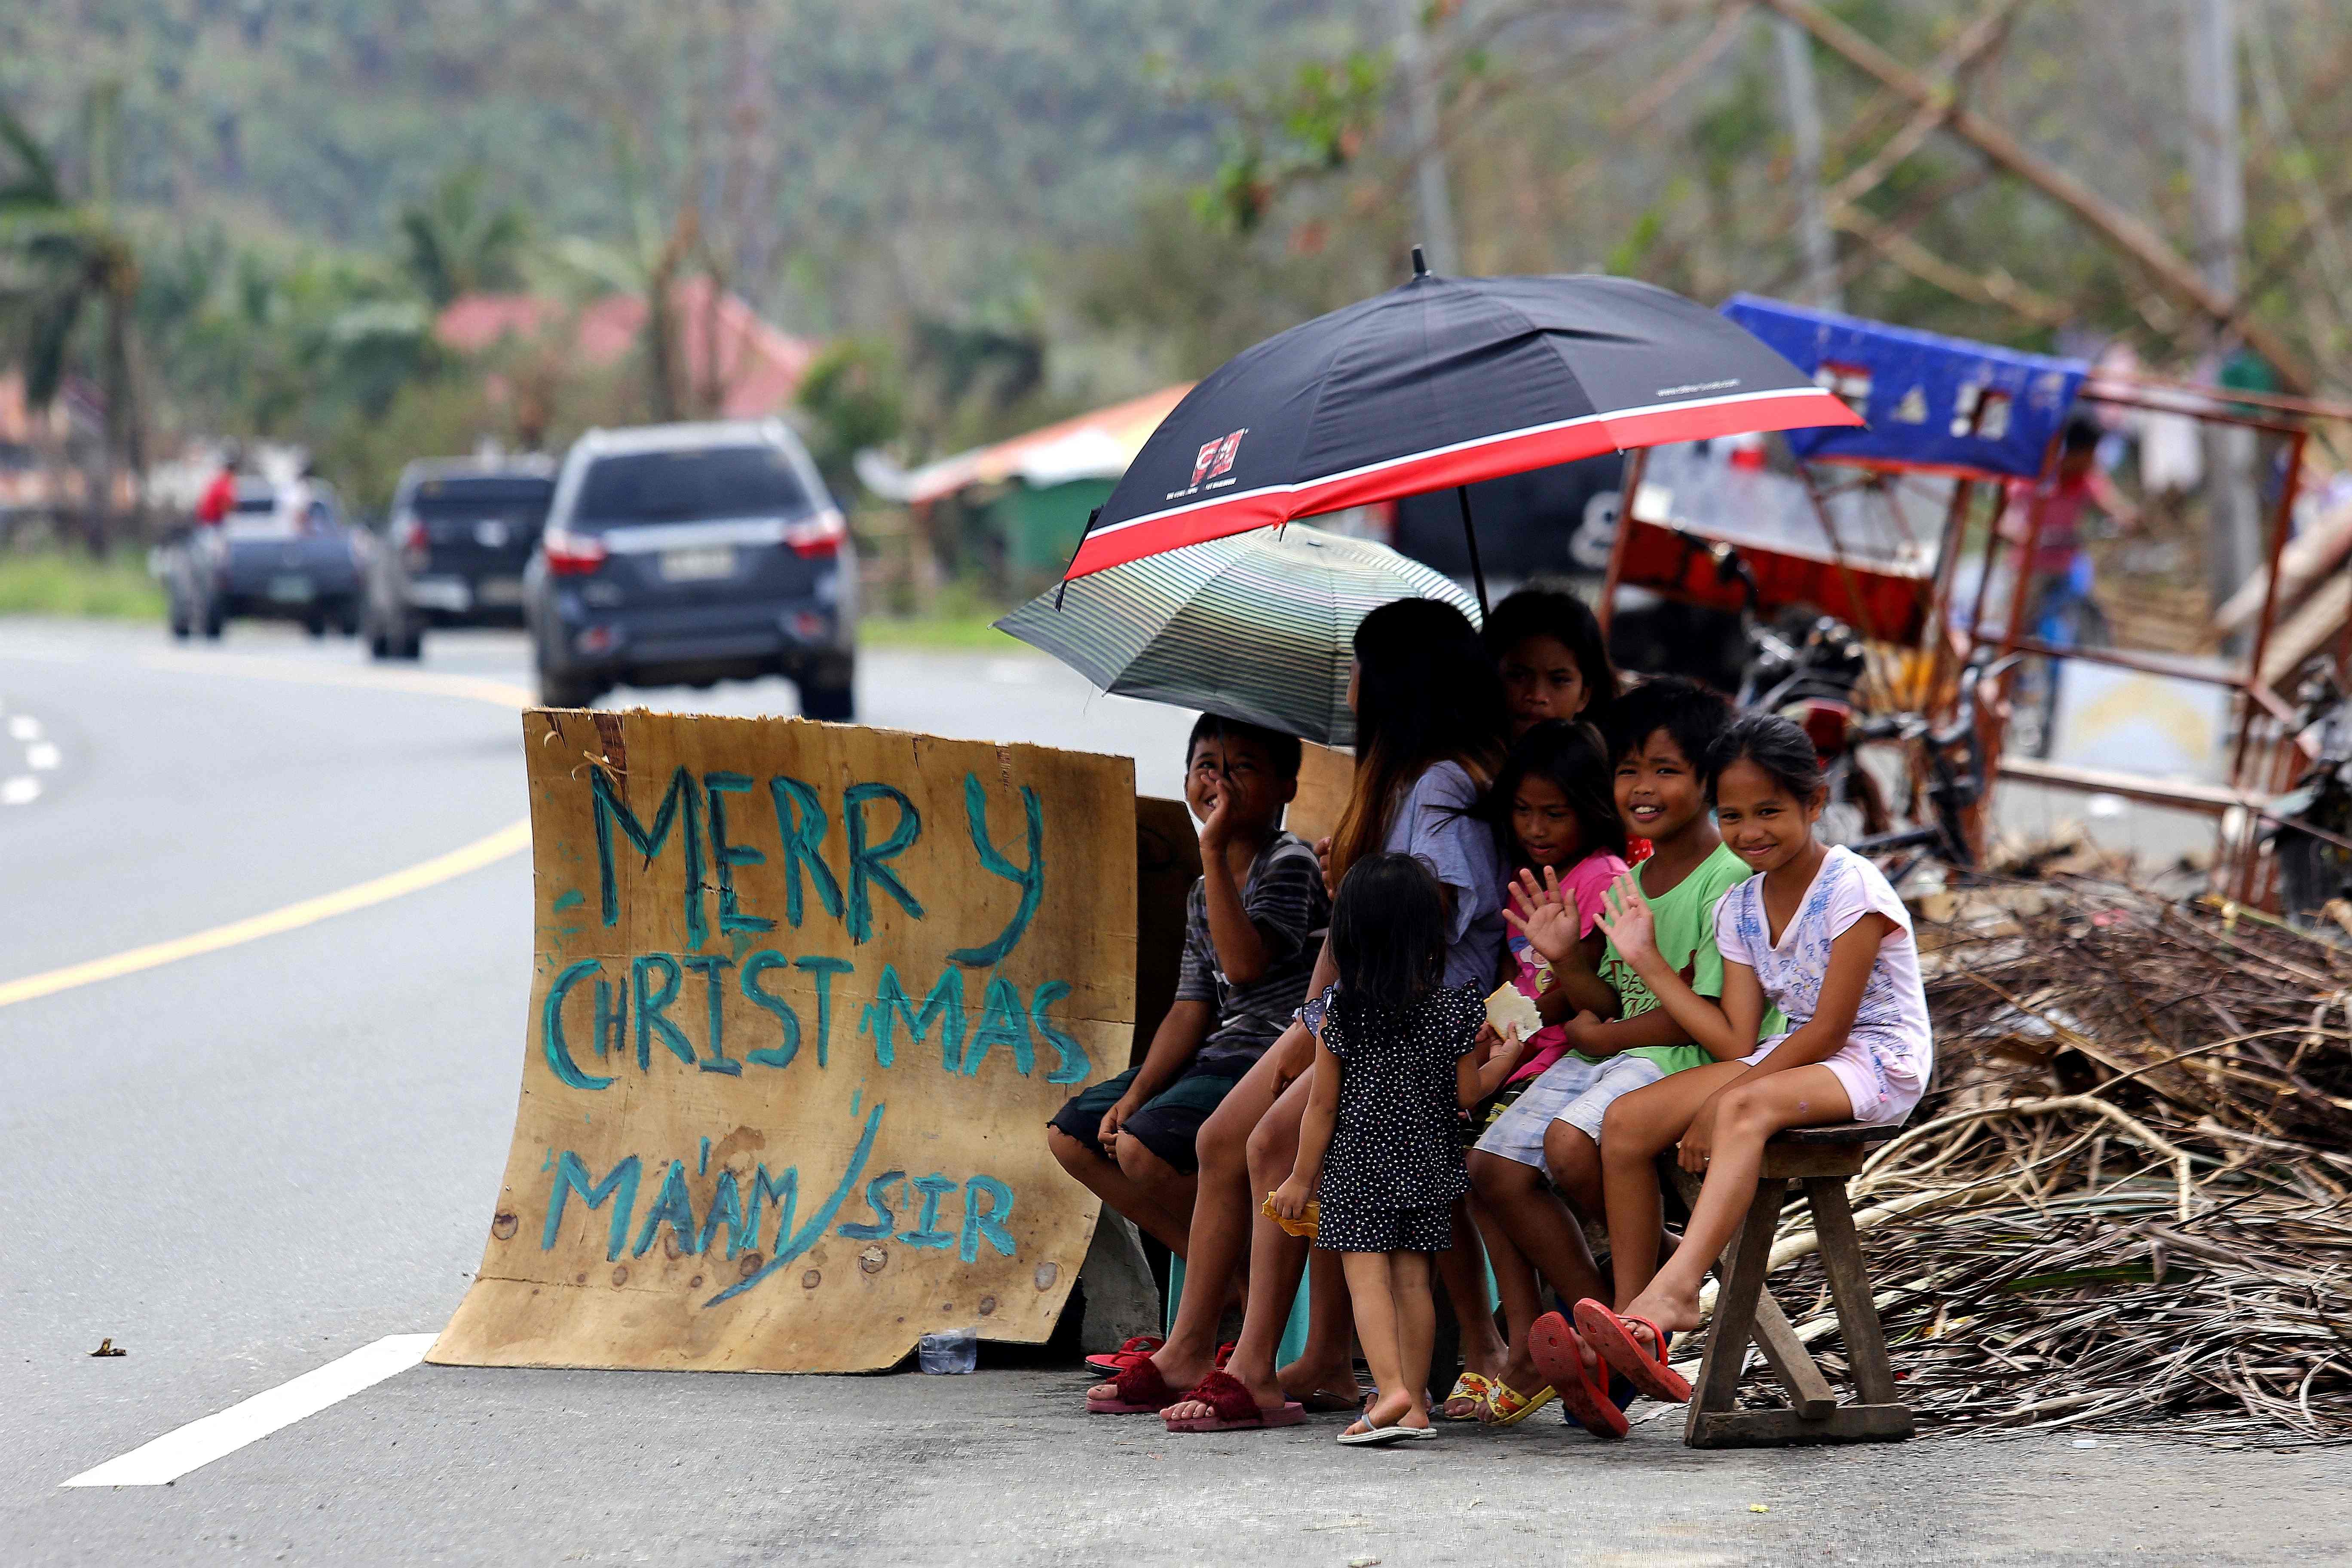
top-left (1083, 1334), bottom-right (1166, 1377)
top-left (1162, 1370), bottom-right (1308, 1433)
top-left (1527, 1311), bottom-right (1628, 1439)
top-left (1572, 1300), bottom-right (1692, 1404)
top-left (1086, 1357), bottom-right (1186, 1415)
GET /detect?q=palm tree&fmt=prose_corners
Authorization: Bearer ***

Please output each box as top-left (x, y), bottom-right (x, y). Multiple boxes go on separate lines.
top-left (0, 84), bottom-right (145, 551)
top-left (396, 167), bottom-right (531, 307)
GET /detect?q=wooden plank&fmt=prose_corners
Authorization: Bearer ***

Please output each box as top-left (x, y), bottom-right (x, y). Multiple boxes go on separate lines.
top-left (429, 710), bottom-right (1139, 1375)
top-left (1285, 742), bottom-right (1355, 848)
top-left (1687, 1402), bottom-right (1916, 1449)
top-left (1131, 797), bottom-right (1202, 1069)
top-left (1672, 1156), bottom-right (1834, 1419)
top-left (1750, 1290), bottom-right (1839, 1421)
top-left (1998, 754), bottom-right (2252, 818)
top-left (2217, 495), bottom-right (2352, 637)
top-left (1804, 1177), bottom-right (1903, 1406)
top-left (1760, 1144), bottom-right (1874, 1180)
top-left (1684, 1179), bottom-right (1786, 1446)
top-left (1773, 1123), bottom-right (1901, 1146)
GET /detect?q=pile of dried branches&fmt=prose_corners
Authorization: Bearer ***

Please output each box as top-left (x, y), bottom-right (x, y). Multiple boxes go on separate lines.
top-left (1715, 876), bottom-right (2352, 1444)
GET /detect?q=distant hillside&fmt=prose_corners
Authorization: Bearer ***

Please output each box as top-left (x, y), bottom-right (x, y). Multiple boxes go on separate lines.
top-left (1, 0), bottom-right (1359, 332)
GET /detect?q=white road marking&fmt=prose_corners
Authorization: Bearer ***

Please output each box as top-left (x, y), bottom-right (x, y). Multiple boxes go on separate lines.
top-left (26, 740), bottom-right (59, 770)
top-left (7, 714), bottom-right (38, 740)
top-left (2, 776), bottom-right (37, 805)
top-left (60, 1333), bottom-right (437, 1488)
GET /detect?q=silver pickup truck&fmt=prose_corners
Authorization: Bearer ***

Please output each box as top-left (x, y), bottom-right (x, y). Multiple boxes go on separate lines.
top-left (162, 479), bottom-right (371, 639)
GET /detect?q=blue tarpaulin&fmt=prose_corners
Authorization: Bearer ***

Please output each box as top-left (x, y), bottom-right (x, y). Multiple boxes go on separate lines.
top-left (1720, 295), bottom-right (2088, 481)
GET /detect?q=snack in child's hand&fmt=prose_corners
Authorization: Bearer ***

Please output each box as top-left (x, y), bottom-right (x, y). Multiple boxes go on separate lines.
top-left (1261, 1192), bottom-right (1318, 1238)
top-left (1484, 983), bottom-right (1544, 1042)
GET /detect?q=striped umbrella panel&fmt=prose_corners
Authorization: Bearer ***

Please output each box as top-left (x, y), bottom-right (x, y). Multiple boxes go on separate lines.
top-left (997, 527), bottom-right (1476, 746)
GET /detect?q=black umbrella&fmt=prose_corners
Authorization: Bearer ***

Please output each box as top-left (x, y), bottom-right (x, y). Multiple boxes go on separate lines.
top-left (1061, 252), bottom-right (1862, 609)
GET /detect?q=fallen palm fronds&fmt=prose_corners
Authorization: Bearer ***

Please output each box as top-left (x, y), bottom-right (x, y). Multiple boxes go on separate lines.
top-left (1694, 875), bottom-right (2352, 1445)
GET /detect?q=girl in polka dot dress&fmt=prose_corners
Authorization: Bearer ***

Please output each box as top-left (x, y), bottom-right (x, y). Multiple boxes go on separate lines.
top-left (1271, 853), bottom-right (1530, 1445)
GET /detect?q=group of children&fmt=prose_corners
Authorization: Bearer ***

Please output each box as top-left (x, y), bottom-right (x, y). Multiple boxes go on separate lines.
top-left (1049, 585), bottom-right (1934, 1447)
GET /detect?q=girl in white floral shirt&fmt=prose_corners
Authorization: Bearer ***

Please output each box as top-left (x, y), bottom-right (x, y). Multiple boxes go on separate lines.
top-left (1564, 712), bottom-right (1932, 1410)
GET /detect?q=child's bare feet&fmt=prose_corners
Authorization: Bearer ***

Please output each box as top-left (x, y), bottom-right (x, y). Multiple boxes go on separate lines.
top-left (1617, 1280), bottom-right (1703, 1344)
top-left (1277, 1351), bottom-right (1363, 1412)
top-left (1160, 1362), bottom-right (1288, 1425)
top-left (1342, 1387), bottom-right (1427, 1436)
top-left (1495, 1341), bottom-right (1544, 1401)
top-left (1574, 1292), bottom-right (1699, 1404)
top-left (1086, 1341), bottom-right (1220, 1407)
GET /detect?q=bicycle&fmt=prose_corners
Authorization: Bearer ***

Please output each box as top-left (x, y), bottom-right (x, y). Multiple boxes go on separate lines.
top-left (1683, 534), bottom-right (1892, 845)
top-left (2264, 659), bottom-right (2352, 929)
top-left (1847, 650), bottom-right (2025, 889)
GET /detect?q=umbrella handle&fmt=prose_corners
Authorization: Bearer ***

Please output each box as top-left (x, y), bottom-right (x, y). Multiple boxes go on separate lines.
top-left (1456, 486), bottom-right (1489, 619)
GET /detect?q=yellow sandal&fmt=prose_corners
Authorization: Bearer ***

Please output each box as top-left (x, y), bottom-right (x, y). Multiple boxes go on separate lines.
top-left (1480, 1377), bottom-right (1558, 1427)
top-left (1439, 1370), bottom-right (1494, 1421)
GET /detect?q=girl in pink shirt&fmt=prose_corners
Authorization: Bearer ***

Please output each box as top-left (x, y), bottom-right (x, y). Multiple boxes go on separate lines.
top-left (1494, 722), bottom-right (1630, 1088)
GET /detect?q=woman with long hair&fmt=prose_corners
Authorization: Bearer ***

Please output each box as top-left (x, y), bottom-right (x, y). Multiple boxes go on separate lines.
top-left (1089, 597), bottom-right (1514, 1431)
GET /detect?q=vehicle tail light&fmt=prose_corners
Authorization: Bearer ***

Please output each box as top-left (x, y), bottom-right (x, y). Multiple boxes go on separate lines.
top-left (783, 507), bottom-right (847, 560)
top-left (396, 511), bottom-right (429, 569)
top-left (543, 527), bottom-right (609, 576)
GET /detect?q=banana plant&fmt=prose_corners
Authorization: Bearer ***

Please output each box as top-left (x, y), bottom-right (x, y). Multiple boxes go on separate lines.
top-left (0, 83), bottom-right (146, 549)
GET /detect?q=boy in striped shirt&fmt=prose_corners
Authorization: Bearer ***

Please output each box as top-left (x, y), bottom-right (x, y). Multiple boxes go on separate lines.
top-left (1048, 715), bottom-right (1329, 1256)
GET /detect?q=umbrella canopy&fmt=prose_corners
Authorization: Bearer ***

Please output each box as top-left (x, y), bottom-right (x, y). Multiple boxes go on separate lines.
top-left (995, 525), bottom-right (1477, 746)
top-left (1062, 266), bottom-right (1862, 585)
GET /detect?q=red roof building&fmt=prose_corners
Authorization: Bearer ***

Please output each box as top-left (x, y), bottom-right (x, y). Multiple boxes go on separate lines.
top-left (434, 277), bottom-right (819, 418)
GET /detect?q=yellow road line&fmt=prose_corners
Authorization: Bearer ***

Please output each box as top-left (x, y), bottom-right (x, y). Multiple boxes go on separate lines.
top-left (133, 650), bottom-right (535, 710)
top-left (0, 818), bottom-right (531, 1009)
top-left (0, 643), bottom-right (538, 1009)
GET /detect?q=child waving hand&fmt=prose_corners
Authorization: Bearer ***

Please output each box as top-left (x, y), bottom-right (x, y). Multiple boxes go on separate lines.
top-left (1576, 713), bottom-right (1933, 1403)
top-left (1272, 853), bottom-right (1528, 1445)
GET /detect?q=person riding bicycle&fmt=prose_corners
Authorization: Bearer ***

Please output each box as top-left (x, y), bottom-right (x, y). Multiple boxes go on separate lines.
top-left (1997, 413), bottom-right (2139, 642)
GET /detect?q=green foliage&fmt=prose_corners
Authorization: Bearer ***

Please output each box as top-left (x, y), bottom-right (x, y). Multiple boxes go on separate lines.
top-left (797, 338), bottom-right (904, 496)
top-left (397, 168), bottom-right (531, 306)
top-left (1605, 206), bottom-right (1667, 279)
top-left (1194, 52), bottom-right (1390, 234)
top-left (1075, 189), bottom-right (1406, 383)
top-left (0, 549), bottom-right (165, 618)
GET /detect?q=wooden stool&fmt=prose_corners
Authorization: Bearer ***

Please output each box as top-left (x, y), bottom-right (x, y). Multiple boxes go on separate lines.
top-left (1666, 1124), bottom-right (1915, 1449)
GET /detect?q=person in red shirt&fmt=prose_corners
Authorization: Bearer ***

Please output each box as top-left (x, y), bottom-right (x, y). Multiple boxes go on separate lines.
top-left (195, 445), bottom-right (241, 526)
top-left (1997, 414), bottom-right (2139, 624)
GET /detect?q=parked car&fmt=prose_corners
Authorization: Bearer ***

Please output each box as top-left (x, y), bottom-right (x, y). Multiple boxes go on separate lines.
top-left (160, 478), bottom-right (369, 639)
top-left (364, 455), bottom-right (556, 660)
top-left (523, 420), bottom-right (857, 717)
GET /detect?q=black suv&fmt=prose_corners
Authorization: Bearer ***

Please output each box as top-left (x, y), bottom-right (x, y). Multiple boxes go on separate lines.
top-left (364, 455), bottom-right (556, 659)
top-left (522, 420), bottom-right (856, 717)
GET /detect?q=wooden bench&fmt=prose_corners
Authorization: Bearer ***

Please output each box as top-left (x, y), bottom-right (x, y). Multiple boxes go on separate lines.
top-left (1664, 1123), bottom-right (1915, 1449)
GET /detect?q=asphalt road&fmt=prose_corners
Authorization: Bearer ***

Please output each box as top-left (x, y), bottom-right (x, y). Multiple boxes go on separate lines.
top-left (1, 616), bottom-right (2343, 1566)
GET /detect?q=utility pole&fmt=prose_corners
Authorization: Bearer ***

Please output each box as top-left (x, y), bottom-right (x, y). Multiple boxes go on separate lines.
top-left (1774, 15), bottom-right (1841, 312)
top-left (1393, 0), bottom-right (1460, 274)
top-left (2184, 0), bottom-right (2259, 634)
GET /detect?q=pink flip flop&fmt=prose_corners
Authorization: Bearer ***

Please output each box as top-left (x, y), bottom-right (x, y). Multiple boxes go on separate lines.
top-left (1083, 1334), bottom-right (1166, 1377)
top-left (1571, 1299), bottom-right (1692, 1404)
top-left (1161, 1370), bottom-right (1308, 1433)
top-left (1086, 1357), bottom-right (1186, 1415)
top-left (1528, 1311), bottom-right (1629, 1439)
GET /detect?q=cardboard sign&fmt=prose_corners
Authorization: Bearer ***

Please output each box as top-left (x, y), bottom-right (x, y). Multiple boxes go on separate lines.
top-left (430, 710), bottom-right (1136, 1374)
top-left (1288, 742), bottom-right (1356, 847)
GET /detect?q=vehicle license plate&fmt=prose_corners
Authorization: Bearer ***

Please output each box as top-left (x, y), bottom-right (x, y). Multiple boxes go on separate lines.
top-left (659, 546), bottom-right (735, 582)
top-left (267, 574), bottom-right (315, 603)
top-left (476, 576), bottom-right (524, 605)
